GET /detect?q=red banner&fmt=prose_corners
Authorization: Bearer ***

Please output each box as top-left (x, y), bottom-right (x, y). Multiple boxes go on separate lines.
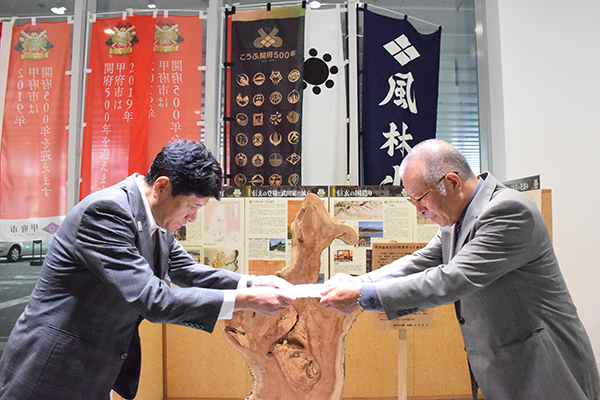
top-left (0, 21), bottom-right (72, 219)
top-left (147, 16), bottom-right (204, 167)
top-left (81, 15), bottom-right (154, 199)
top-left (81, 15), bottom-right (205, 199)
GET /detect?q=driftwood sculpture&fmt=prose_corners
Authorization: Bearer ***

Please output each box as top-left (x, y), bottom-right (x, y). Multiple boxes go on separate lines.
top-left (222, 193), bottom-right (362, 400)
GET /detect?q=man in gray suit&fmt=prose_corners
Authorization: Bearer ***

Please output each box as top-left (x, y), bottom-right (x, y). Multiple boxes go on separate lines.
top-left (321, 139), bottom-right (600, 400)
top-left (0, 140), bottom-right (295, 400)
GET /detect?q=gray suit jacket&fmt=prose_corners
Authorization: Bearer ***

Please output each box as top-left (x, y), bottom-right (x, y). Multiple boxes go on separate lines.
top-left (0, 174), bottom-right (243, 400)
top-left (363, 172), bottom-right (600, 400)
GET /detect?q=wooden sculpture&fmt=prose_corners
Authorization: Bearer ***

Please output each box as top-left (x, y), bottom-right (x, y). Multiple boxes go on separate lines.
top-left (222, 193), bottom-right (362, 400)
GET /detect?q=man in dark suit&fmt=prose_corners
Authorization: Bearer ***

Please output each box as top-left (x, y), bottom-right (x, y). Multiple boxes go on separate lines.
top-left (0, 140), bottom-right (295, 400)
top-left (321, 139), bottom-right (600, 400)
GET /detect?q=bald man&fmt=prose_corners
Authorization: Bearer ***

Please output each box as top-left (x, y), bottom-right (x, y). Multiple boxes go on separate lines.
top-left (321, 139), bottom-right (599, 400)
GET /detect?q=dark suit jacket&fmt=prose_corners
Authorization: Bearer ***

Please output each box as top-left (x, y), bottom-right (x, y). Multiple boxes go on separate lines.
top-left (363, 173), bottom-right (600, 400)
top-left (0, 174), bottom-right (243, 400)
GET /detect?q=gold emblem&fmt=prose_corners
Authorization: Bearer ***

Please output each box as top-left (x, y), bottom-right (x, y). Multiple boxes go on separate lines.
top-left (236, 113), bottom-right (248, 126)
top-left (286, 153), bottom-right (301, 165)
top-left (253, 72), bottom-right (265, 86)
top-left (288, 69), bottom-right (301, 83)
top-left (252, 154), bottom-right (264, 167)
top-left (270, 91), bottom-right (282, 105)
top-left (106, 22), bottom-right (138, 55)
top-left (287, 111), bottom-right (300, 124)
top-left (253, 94), bottom-right (265, 106)
top-left (234, 174), bottom-right (247, 187)
top-left (236, 93), bottom-right (249, 107)
top-left (250, 174), bottom-right (264, 186)
top-left (237, 74), bottom-right (250, 86)
top-left (153, 20), bottom-right (184, 53)
top-left (288, 131), bottom-right (300, 145)
top-left (270, 112), bottom-right (282, 125)
top-left (253, 28), bottom-right (283, 49)
top-left (269, 174), bottom-right (283, 187)
top-left (253, 113), bottom-right (264, 126)
top-left (235, 153), bottom-right (248, 167)
top-left (270, 70), bottom-right (283, 85)
top-left (287, 90), bottom-right (300, 104)
top-left (269, 132), bottom-right (282, 146)
top-left (235, 133), bottom-right (248, 146)
top-left (288, 174), bottom-right (300, 186)
top-left (15, 27), bottom-right (52, 60)
top-left (269, 153), bottom-right (283, 167)
top-left (252, 133), bottom-right (264, 146)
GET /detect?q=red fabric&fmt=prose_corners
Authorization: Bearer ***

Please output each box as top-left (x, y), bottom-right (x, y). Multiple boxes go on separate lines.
top-left (80, 15), bottom-right (154, 199)
top-left (0, 21), bottom-right (72, 218)
top-left (146, 16), bottom-right (204, 170)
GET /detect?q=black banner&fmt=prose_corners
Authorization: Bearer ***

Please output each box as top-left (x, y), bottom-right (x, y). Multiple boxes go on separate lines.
top-left (227, 6), bottom-right (305, 187)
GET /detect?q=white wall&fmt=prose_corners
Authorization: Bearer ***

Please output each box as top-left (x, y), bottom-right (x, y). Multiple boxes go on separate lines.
top-left (486, 0), bottom-right (600, 363)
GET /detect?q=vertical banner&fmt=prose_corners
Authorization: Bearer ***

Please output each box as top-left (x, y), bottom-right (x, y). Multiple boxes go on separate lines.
top-left (0, 21), bottom-right (72, 235)
top-left (226, 6), bottom-right (305, 187)
top-left (361, 8), bottom-right (441, 185)
top-left (80, 15), bottom-right (154, 199)
top-left (147, 15), bottom-right (204, 167)
top-left (301, 7), bottom-right (347, 185)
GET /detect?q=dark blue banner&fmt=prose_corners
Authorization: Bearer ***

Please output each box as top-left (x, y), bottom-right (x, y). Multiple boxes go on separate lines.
top-left (361, 8), bottom-right (441, 185)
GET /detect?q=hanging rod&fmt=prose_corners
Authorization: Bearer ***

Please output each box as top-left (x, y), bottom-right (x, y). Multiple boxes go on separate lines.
top-left (364, 3), bottom-right (441, 29)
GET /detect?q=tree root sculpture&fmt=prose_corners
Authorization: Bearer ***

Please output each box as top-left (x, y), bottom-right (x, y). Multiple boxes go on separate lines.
top-left (222, 193), bottom-right (362, 400)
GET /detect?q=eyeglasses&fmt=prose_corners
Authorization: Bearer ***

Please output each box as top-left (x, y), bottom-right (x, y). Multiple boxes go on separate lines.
top-left (403, 174), bottom-right (448, 206)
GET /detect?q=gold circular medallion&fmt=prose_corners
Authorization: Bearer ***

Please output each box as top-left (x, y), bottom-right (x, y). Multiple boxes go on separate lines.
top-left (235, 153), bottom-right (247, 167)
top-left (235, 133), bottom-right (248, 146)
top-left (252, 133), bottom-right (264, 146)
top-left (269, 153), bottom-right (283, 167)
top-left (288, 173), bottom-right (300, 186)
top-left (269, 174), bottom-right (282, 187)
top-left (270, 91), bottom-right (282, 105)
top-left (253, 72), bottom-right (265, 85)
top-left (236, 113), bottom-right (248, 126)
top-left (253, 93), bottom-right (265, 106)
top-left (288, 69), bottom-right (301, 83)
top-left (252, 154), bottom-right (264, 167)
top-left (288, 131), bottom-right (300, 145)
top-left (234, 174), bottom-right (247, 186)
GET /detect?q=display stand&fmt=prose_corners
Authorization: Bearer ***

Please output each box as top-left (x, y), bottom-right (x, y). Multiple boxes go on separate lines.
top-left (398, 329), bottom-right (408, 400)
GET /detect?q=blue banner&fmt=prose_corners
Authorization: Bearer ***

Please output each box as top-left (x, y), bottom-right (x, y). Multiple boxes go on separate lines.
top-left (361, 8), bottom-right (441, 185)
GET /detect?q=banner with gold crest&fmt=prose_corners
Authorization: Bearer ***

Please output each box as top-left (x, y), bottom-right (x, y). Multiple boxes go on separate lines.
top-left (226, 5), bottom-right (305, 187)
top-left (81, 14), bottom-right (205, 199)
top-left (80, 15), bottom-right (154, 199)
top-left (147, 15), bottom-right (204, 165)
top-left (0, 21), bottom-right (72, 223)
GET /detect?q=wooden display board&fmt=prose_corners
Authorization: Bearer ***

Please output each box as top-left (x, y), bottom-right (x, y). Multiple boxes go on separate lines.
top-left (115, 188), bottom-right (552, 400)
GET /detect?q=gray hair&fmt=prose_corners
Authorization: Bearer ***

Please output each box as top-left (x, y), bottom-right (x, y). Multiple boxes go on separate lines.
top-left (399, 139), bottom-right (475, 195)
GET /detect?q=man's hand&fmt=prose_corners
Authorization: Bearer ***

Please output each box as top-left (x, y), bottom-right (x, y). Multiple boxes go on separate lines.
top-left (234, 287), bottom-right (295, 315)
top-left (319, 282), bottom-right (362, 314)
top-left (250, 275), bottom-right (292, 289)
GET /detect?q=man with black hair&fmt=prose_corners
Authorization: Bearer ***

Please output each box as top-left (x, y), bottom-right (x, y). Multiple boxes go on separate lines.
top-left (0, 140), bottom-right (295, 400)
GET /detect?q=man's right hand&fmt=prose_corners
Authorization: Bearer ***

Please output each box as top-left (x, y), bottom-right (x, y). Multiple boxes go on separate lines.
top-left (233, 287), bottom-right (296, 315)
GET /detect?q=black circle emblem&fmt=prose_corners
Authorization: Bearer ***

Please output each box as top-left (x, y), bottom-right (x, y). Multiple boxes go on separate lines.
top-left (303, 48), bottom-right (338, 95)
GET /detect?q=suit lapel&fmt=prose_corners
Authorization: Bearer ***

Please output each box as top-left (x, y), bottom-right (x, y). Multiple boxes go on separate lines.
top-left (451, 172), bottom-right (499, 256)
top-left (125, 174), bottom-right (155, 271)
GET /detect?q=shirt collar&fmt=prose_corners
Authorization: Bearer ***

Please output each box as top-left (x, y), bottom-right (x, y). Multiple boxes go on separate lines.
top-left (136, 175), bottom-right (159, 236)
top-left (457, 176), bottom-right (484, 227)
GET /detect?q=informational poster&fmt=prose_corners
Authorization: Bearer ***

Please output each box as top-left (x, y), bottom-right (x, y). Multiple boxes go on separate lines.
top-left (176, 187), bottom-right (246, 273)
top-left (370, 242), bottom-right (433, 329)
top-left (328, 185), bottom-right (410, 276)
top-left (245, 186), bottom-right (328, 281)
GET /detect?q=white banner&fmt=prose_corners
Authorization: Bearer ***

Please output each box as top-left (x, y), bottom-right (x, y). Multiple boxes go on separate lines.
top-left (301, 7), bottom-right (347, 185)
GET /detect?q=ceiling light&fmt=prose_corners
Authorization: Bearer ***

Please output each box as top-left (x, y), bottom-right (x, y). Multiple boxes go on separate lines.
top-left (147, 2), bottom-right (157, 8)
top-left (50, 6), bottom-right (67, 14)
top-left (309, 1), bottom-right (321, 8)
